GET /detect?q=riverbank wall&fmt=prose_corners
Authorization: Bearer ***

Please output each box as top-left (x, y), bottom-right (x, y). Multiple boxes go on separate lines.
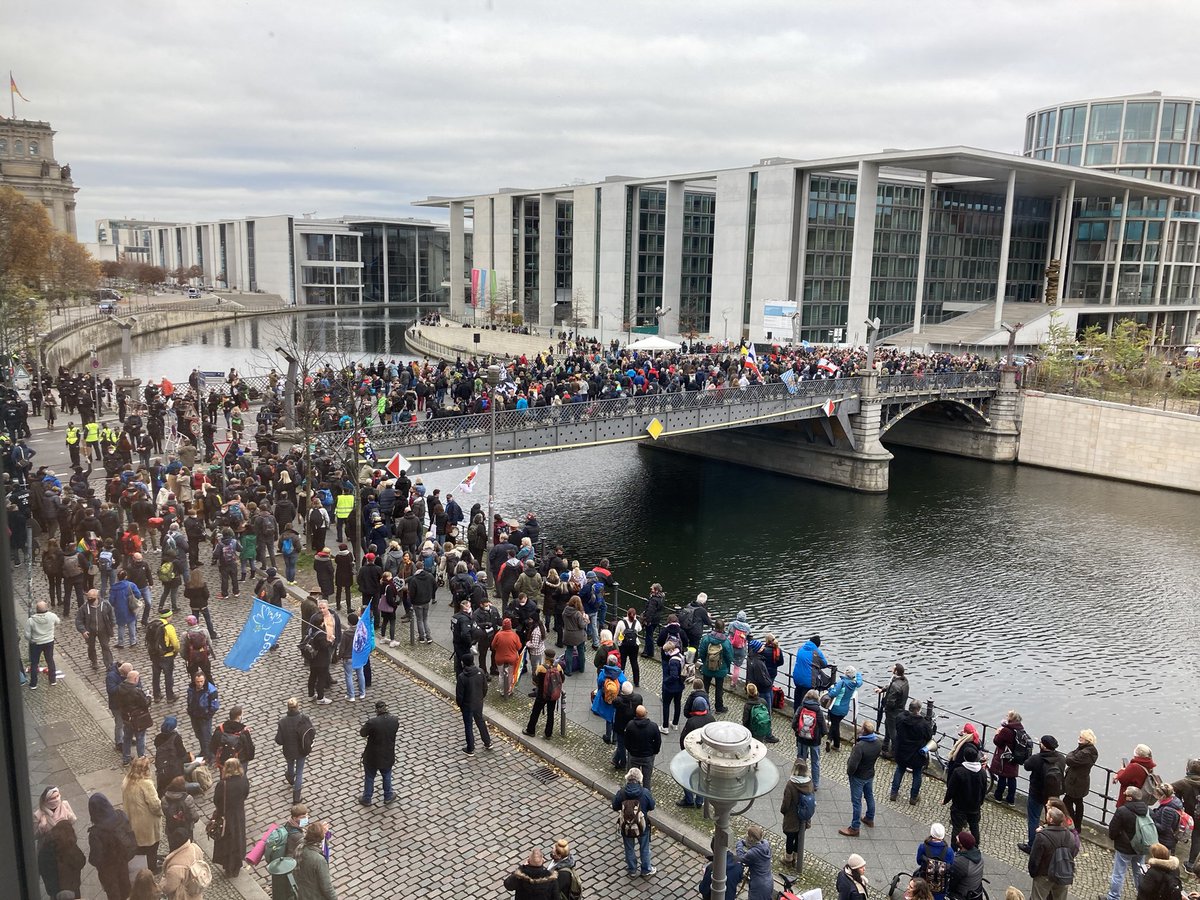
top-left (1018, 390), bottom-right (1200, 492)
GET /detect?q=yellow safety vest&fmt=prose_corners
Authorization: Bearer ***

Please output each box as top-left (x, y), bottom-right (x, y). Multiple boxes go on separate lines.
top-left (65, 427), bottom-right (80, 445)
top-left (335, 493), bottom-right (355, 520)
top-left (85, 422), bottom-right (100, 443)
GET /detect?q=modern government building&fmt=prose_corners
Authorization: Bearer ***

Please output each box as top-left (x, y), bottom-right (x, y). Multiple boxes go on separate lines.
top-left (417, 91), bottom-right (1200, 350)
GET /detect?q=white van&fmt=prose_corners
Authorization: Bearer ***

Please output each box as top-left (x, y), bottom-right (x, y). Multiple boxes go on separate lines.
top-left (186, 287), bottom-right (202, 299)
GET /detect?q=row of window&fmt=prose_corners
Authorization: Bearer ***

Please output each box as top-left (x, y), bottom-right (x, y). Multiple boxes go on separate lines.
top-left (1028, 100), bottom-right (1200, 151)
top-left (0, 138), bottom-right (39, 156)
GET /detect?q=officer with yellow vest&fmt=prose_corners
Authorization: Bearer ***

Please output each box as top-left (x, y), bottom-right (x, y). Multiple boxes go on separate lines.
top-left (334, 491), bottom-right (355, 543)
top-left (84, 419), bottom-right (102, 461)
top-left (65, 421), bottom-right (81, 469)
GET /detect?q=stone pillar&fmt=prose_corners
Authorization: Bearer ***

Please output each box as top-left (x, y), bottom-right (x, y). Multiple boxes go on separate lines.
top-left (847, 161), bottom-right (879, 345)
top-left (661, 180), bottom-right (685, 335)
top-left (449, 202), bottom-right (466, 315)
top-left (993, 168), bottom-right (1017, 330)
top-left (914, 171), bottom-right (933, 335)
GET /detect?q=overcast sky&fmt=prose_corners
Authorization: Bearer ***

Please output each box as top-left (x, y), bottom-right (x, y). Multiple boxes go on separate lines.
top-left (10, 0), bottom-right (1200, 240)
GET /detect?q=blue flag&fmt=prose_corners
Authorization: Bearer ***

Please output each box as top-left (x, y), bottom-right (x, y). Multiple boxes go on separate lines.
top-left (223, 598), bottom-right (294, 672)
top-left (352, 602), bottom-right (375, 668)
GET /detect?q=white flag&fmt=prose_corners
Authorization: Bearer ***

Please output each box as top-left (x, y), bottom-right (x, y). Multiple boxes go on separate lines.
top-left (456, 465), bottom-right (480, 494)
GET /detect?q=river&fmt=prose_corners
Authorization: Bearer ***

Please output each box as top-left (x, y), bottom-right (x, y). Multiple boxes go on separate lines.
top-left (113, 307), bottom-right (1200, 778)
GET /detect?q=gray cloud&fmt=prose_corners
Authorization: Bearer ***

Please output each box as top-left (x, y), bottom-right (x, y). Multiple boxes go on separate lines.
top-left (11, 0), bottom-right (1200, 238)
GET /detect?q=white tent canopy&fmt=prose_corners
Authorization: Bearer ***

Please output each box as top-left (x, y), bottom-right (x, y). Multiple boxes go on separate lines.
top-left (626, 335), bottom-right (681, 351)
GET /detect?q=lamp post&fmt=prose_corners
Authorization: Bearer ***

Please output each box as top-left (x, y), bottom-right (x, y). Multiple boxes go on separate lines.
top-left (485, 364), bottom-right (502, 550)
top-left (670, 722), bottom-right (779, 900)
top-left (863, 317), bottom-right (881, 373)
top-left (1000, 322), bottom-right (1022, 368)
top-left (722, 312), bottom-right (729, 343)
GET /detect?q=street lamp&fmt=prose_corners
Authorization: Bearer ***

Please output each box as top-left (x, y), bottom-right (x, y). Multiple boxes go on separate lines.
top-left (722, 312), bottom-right (729, 343)
top-left (863, 317), bottom-right (881, 373)
top-left (485, 364), bottom-right (502, 550)
top-left (670, 722), bottom-right (779, 900)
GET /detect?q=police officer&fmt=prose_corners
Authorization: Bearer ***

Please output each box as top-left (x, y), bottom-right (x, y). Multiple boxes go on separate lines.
top-left (65, 421), bottom-right (81, 469)
top-left (85, 419), bottom-right (102, 461)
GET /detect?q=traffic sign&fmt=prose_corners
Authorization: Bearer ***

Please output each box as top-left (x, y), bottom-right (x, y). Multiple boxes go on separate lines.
top-left (385, 452), bottom-right (410, 479)
top-left (823, 399), bottom-right (836, 417)
top-left (211, 439), bottom-right (233, 460)
top-left (645, 418), bottom-right (664, 440)
top-left (91, 357), bottom-right (100, 369)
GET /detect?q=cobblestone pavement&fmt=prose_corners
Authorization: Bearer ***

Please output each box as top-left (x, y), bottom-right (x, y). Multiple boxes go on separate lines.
top-left (17, 557), bottom-right (707, 899)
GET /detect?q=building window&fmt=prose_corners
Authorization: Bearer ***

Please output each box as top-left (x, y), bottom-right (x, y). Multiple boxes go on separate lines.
top-left (0, 139), bottom-right (6, 154)
top-left (1055, 145), bottom-right (1082, 166)
top-left (28, 140), bottom-right (38, 156)
top-left (1121, 142), bottom-right (1154, 165)
top-left (1123, 102), bottom-right (1158, 140)
top-left (335, 235), bottom-right (357, 261)
top-left (1035, 110), bottom-right (1056, 148)
top-left (1058, 106), bottom-right (1086, 144)
top-left (13, 140), bottom-right (22, 155)
top-left (304, 234), bottom-right (333, 261)
top-left (1088, 103), bottom-right (1123, 141)
top-left (1161, 102), bottom-right (1189, 141)
top-left (1157, 143), bottom-right (1184, 165)
top-left (1085, 143), bottom-right (1116, 166)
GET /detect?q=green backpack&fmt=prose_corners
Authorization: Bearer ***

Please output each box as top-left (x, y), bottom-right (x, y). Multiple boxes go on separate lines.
top-left (1131, 812), bottom-right (1158, 855)
top-left (748, 702), bottom-right (772, 738)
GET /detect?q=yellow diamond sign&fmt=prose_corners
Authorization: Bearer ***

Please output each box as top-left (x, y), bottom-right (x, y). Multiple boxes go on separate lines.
top-left (645, 418), bottom-right (664, 440)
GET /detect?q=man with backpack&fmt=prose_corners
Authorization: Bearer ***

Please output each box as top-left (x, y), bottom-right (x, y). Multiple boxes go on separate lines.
top-left (1103, 786), bottom-right (1154, 900)
top-left (677, 592), bottom-right (711, 652)
top-left (274, 698), bottom-right (316, 806)
top-left (1028, 805), bottom-right (1077, 900)
top-left (524, 649), bottom-right (564, 739)
top-left (182, 615), bottom-right (214, 681)
top-left (210, 704), bottom-right (256, 773)
top-left (125, 552), bottom-right (154, 628)
top-left (742, 683), bottom-right (778, 744)
top-left (611, 767), bottom-right (656, 878)
top-left (915, 822), bottom-right (955, 900)
top-left (211, 529), bottom-right (242, 600)
top-left (109, 570), bottom-right (144, 650)
top-left (1020, 735), bottom-right (1067, 853)
top-left (696, 619), bottom-right (733, 714)
top-left (145, 609), bottom-right (180, 703)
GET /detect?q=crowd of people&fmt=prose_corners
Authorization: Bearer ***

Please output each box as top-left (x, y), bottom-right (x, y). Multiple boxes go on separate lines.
top-left (6, 337), bottom-right (1192, 900)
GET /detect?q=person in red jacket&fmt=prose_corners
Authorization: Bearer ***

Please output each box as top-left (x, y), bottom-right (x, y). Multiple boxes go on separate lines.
top-left (1114, 744), bottom-right (1158, 808)
top-left (490, 618), bottom-right (523, 697)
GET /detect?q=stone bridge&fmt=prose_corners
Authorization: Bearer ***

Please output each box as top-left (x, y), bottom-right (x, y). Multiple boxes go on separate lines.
top-left (316, 369), bottom-right (1018, 492)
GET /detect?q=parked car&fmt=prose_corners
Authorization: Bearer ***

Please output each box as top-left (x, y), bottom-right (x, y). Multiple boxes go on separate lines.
top-left (97, 300), bottom-right (117, 314)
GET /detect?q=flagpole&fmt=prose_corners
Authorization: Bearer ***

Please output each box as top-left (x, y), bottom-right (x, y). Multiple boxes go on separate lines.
top-left (9, 72), bottom-right (14, 120)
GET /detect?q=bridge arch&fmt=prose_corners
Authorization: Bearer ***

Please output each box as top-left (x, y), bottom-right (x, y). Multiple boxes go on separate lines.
top-left (878, 397), bottom-right (990, 436)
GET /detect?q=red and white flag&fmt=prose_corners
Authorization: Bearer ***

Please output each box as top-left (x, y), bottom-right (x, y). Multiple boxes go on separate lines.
top-left (456, 465), bottom-right (480, 494)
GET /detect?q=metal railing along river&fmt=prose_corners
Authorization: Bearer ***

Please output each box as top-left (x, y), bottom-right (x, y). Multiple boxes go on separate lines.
top-left (597, 580), bottom-right (1127, 829)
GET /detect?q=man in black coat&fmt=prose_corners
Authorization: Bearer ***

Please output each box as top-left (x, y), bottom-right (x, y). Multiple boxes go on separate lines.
top-left (942, 743), bottom-right (988, 846)
top-left (274, 697), bottom-right (315, 806)
top-left (406, 567), bottom-right (436, 643)
top-left (889, 699), bottom-right (934, 804)
top-left (624, 705), bottom-right (663, 792)
top-left (456, 651), bottom-right (491, 755)
top-left (450, 599), bottom-right (476, 676)
top-left (359, 700), bottom-right (399, 805)
top-left (1021, 734), bottom-right (1066, 852)
top-left (1028, 806), bottom-right (1077, 900)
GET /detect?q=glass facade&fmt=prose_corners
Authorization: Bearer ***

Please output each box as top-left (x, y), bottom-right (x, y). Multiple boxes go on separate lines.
top-left (522, 197), bottom-right (540, 322)
top-left (799, 176), bottom-right (1051, 342)
top-left (1024, 94), bottom-right (1200, 306)
top-left (635, 188), bottom-right (664, 325)
top-left (355, 221), bottom-right (451, 305)
top-left (680, 191), bottom-right (714, 334)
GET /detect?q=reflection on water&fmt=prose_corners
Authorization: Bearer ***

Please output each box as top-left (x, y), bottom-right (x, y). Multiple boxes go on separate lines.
top-left (124, 308), bottom-right (1200, 776)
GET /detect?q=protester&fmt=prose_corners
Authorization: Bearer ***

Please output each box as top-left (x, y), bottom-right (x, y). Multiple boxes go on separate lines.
top-left (212, 758), bottom-right (250, 879)
top-left (360, 699), bottom-right (399, 804)
top-left (782, 758), bottom-right (816, 866)
top-left (612, 767), bottom-right (656, 878)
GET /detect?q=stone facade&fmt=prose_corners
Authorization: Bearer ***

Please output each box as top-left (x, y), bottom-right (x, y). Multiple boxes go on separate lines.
top-left (0, 119), bottom-right (77, 235)
top-left (1019, 391), bottom-right (1200, 492)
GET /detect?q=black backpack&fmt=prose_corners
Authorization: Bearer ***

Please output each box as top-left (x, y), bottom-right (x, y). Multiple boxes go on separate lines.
top-left (214, 726), bottom-right (242, 764)
top-left (1042, 755), bottom-right (1066, 797)
top-left (145, 619), bottom-right (167, 660)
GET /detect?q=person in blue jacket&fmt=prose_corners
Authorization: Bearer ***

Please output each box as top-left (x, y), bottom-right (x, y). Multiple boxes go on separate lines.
top-left (735, 824), bottom-right (774, 900)
top-left (915, 822), bottom-right (955, 900)
top-left (110, 572), bottom-right (143, 649)
top-left (699, 850), bottom-right (746, 900)
top-left (591, 654), bottom-right (627, 743)
top-left (791, 634), bottom-right (829, 707)
top-left (826, 666), bottom-right (862, 751)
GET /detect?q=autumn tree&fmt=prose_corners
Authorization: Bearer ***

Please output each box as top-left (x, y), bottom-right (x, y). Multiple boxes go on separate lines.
top-left (46, 232), bottom-right (100, 307)
top-left (0, 185), bottom-right (53, 293)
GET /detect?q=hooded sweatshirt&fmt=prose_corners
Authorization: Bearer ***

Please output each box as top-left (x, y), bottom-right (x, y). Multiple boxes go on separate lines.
top-left (944, 758), bottom-right (988, 813)
top-left (25, 609), bottom-right (60, 644)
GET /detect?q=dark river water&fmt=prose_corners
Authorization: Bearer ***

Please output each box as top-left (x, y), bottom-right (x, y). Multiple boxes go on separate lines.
top-left (116, 308), bottom-right (1200, 779)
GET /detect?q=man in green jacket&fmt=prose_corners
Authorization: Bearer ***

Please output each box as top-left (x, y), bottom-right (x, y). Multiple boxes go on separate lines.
top-left (697, 620), bottom-right (733, 714)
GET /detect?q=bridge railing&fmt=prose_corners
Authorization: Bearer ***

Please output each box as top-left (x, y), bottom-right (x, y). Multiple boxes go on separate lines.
top-left (877, 371), bottom-right (1001, 393)
top-left (314, 376), bottom-right (863, 451)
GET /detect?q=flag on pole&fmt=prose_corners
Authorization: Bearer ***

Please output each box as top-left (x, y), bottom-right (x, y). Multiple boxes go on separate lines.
top-left (348, 429), bottom-right (377, 462)
top-left (456, 465), bottom-right (480, 494)
top-left (10, 73), bottom-right (29, 102)
top-left (223, 598), bottom-right (294, 672)
top-left (351, 602), bottom-right (376, 668)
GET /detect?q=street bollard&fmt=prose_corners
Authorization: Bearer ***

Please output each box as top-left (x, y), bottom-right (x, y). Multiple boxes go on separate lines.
top-left (408, 610), bottom-right (416, 646)
top-left (796, 819), bottom-right (806, 874)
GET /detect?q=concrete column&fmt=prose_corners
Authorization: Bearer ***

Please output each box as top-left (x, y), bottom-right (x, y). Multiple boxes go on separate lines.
top-left (847, 161), bottom-right (879, 344)
top-left (1110, 189), bottom-right (1130, 305)
top-left (791, 170), bottom-right (810, 311)
top-left (914, 171), bottom-right (933, 334)
top-left (661, 180), bottom-right (685, 335)
top-left (449, 201), bottom-right (466, 315)
top-left (538, 194), bottom-right (557, 326)
top-left (993, 169), bottom-right (1017, 329)
top-left (1059, 179), bottom-right (1076, 306)
top-left (1154, 197), bottom-right (1174, 304)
